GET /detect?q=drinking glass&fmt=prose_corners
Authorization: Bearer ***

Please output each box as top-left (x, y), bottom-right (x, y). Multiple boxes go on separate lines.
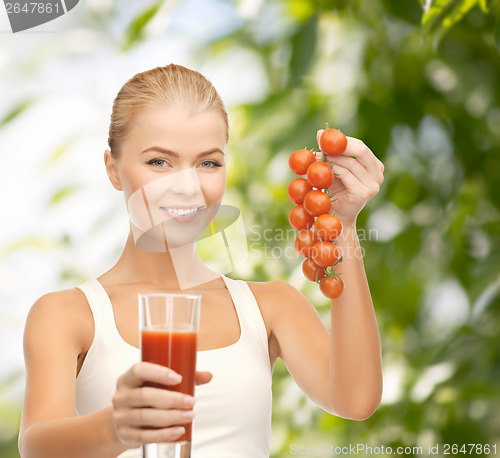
top-left (139, 293), bottom-right (201, 458)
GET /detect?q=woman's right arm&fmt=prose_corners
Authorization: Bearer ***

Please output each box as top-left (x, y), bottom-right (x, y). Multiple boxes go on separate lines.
top-left (18, 290), bottom-right (203, 458)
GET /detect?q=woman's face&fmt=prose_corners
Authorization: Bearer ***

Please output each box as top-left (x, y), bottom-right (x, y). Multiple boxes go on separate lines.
top-left (106, 106), bottom-right (227, 249)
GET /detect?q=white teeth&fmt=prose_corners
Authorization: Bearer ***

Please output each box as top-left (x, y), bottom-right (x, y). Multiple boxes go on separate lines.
top-left (164, 207), bottom-right (199, 215)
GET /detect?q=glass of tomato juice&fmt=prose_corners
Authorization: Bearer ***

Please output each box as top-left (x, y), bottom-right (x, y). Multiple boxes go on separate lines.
top-left (139, 293), bottom-right (201, 458)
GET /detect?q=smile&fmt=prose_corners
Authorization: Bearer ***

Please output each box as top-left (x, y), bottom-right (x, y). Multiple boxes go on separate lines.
top-left (159, 206), bottom-right (206, 222)
top-left (161, 206), bottom-right (203, 215)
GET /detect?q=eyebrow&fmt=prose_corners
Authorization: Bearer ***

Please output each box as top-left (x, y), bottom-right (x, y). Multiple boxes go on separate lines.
top-left (141, 146), bottom-right (224, 158)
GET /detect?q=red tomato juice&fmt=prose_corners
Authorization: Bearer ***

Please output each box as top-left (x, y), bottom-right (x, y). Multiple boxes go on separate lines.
top-left (141, 329), bottom-right (197, 441)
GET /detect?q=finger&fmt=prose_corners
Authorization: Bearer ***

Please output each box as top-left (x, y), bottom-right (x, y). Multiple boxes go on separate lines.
top-left (316, 129), bottom-right (325, 147)
top-left (118, 362), bottom-right (182, 389)
top-left (331, 155), bottom-right (384, 188)
top-left (344, 137), bottom-right (385, 175)
top-left (119, 425), bottom-right (186, 445)
top-left (195, 371), bottom-right (213, 385)
top-left (117, 386), bottom-right (194, 410)
top-left (320, 140), bottom-right (384, 187)
top-left (332, 163), bottom-right (380, 201)
top-left (116, 407), bottom-right (194, 428)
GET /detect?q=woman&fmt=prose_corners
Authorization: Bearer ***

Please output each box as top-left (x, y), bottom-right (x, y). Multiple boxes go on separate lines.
top-left (18, 64), bottom-right (384, 457)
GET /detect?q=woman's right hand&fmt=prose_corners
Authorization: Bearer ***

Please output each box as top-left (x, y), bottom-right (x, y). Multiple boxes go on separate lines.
top-left (111, 362), bottom-right (212, 448)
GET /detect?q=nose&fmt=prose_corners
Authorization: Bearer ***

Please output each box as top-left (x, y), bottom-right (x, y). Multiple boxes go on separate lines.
top-left (170, 167), bottom-right (201, 197)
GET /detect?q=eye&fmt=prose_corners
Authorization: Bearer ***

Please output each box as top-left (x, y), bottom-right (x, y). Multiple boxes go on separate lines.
top-left (199, 160), bottom-right (223, 169)
top-left (147, 158), bottom-right (169, 168)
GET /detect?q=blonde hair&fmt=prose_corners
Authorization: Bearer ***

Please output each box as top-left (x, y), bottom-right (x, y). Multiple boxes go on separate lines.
top-left (108, 64), bottom-right (229, 156)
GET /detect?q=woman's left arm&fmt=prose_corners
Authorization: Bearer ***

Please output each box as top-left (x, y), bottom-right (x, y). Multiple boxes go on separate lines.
top-left (321, 132), bottom-right (384, 420)
top-left (324, 218), bottom-right (383, 420)
top-left (260, 133), bottom-right (384, 421)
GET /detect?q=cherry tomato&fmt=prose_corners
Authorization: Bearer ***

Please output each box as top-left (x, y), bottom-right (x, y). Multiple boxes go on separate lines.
top-left (289, 149), bottom-right (316, 175)
top-left (311, 240), bottom-right (339, 268)
top-left (287, 178), bottom-right (313, 205)
top-left (306, 161), bottom-right (334, 189)
top-left (320, 129), bottom-right (348, 156)
top-left (295, 230), bottom-right (319, 257)
top-left (319, 276), bottom-right (344, 299)
top-left (289, 205), bottom-right (315, 231)
top-left (302, 258), bottom-right (325, 282)
top-left (314, 214), bottom-right (342, 241)
top-left (303, 190), bottom-right (331, 217)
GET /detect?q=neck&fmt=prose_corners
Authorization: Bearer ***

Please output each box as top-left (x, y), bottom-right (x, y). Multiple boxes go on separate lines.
top-left (111, 231), bottom-right (220, 290)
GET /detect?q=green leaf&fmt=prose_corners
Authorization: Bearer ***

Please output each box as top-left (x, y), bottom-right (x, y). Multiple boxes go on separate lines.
top-left (425, 0), bottom-right (482, 28)
top-left (0, 99), bottom-right (34, 128)
top-left (478, 0), bottom-right (489, 12)
top-left (288, 13), bottom-right (319, 87)
top-left (46, 144), bottom-right (69, 165)
top-left (422, 0), bottom-right (460, 27)
top-left (420, 0), bottom-right (483, 49)
top-left (121, 2), bottom-right (163, 51)
top-left (44, 136), bottom-right (77, 166)
top-left (442, 0), bottom-right (478, 28)
top-left (287, 0), bottom-right (316, 21)
top-left (48, 185), bottom-right (79, 206)
top-left (1, 236), bottom-right (51, 257)
top-left (495, 15), bottom-right (500, 52)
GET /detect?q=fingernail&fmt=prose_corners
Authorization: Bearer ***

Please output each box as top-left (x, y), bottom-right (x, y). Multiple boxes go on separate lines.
top-left (174, 426), bottom-right (185, 436)
top-left (182, 410), bottom-right (194, 420)
top-left (169, 372), bottom-right (182, 384)
top-left (184, 396), bottom-right (195, 407)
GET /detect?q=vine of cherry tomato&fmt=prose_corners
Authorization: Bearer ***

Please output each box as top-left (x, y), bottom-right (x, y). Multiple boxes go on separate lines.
top-left (287, 127), bottom-right (347, 299)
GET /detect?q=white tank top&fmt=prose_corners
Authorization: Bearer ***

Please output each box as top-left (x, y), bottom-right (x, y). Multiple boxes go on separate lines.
top-left (75, 275), bottom-right (272, 458)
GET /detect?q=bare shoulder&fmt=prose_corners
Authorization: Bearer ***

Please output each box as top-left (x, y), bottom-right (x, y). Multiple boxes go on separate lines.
top-left (24, 287), bottom-right (93, 353)
top-left (245, 279), bottom-right (327, 365)
top-left (246, 279), bottom-right (314, 324)
top-left (27, 287), bottom-right (89, 323)
top-left (246, 279), bottom-right (308, 303)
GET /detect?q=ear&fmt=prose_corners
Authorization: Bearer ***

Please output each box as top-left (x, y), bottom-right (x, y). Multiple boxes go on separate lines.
top-left (104, 149), bottom-right (122, 191)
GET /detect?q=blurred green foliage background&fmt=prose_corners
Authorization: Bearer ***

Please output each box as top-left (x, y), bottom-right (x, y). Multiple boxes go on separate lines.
top-left (1, 0), bottom-right (499, 457)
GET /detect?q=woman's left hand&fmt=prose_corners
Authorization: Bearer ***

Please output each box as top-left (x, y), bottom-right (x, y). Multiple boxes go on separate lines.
top-left (315, 130), bottom-right (385, 225)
